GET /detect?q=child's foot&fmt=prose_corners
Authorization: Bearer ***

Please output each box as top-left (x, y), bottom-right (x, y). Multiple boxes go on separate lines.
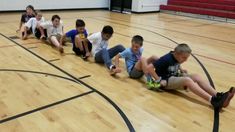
top-left (40, 35), bottom-right (46, 40)
top-left (110, 65), bottom-right (121, 75)
top-left (85, 52), bottom-right (91, 57)
top-left (82, 52), bottom-right (91, 60)
top-left (22, 35), bottom-right (27, 40)
top-left (222, 87), bottom-right (235, 108)
top-left (146, 80), bottom-right (161, 90)
top-left (58, 47), bottom-right (64, 54)
top-left (211, 92), bottom-right (229, 111)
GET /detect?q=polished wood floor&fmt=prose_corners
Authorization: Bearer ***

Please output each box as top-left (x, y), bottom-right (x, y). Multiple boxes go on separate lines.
top-left (0, 10), bottom-right (235, 132)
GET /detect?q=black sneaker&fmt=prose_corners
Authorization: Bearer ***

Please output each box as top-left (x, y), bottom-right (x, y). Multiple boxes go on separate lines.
top-left (211, 92), bottom-right (229, 110)
top-left (223, 87), bottom-right (235, 108)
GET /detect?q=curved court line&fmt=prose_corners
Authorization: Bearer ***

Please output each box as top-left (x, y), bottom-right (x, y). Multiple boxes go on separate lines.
top-left (90, 17), bottom-right (216, 87)
top-left (0, 90), bottom-right (94, 124)
top-left (95, 16), bottom-right (235, 45)
top-left (0, 69), bottom-right (81, 83)
top-left (91, 17), bottom-right (235, 67)
top-left (0, 33), bottom-right (135, 132)
top-left (88, 18), bottom-right (219, 131)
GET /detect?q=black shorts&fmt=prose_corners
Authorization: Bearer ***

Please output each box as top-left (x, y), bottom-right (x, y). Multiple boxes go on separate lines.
top-left (73, 42), bottom-right (92, 55)
top-left (22, 27), bottom-right (32, 36)
top-left (35, 29), bottom-right (47, 39)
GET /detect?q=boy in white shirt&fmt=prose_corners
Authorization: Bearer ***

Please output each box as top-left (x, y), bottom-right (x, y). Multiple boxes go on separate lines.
top-left (87, 25), bottom-right (125, 75)
top-left (22, 10), bottom-right (45, 40)
top-left (39, 15), bottom-right (64, 53)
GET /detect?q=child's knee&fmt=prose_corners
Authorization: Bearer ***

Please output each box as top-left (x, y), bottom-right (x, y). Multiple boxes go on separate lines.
top-left (190, 74), bottom-right (201, 81)
top-left (183, 77), bottom-right (194, 85)
top-left (116, 44), bottom-right (125, 51)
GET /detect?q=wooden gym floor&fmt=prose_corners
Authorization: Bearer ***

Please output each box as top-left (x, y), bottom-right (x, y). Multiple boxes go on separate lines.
top-left (0, 10), bottom-right (235, 132)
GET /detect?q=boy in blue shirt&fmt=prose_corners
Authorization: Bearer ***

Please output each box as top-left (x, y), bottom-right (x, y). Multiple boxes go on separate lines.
top-left (115, 35), bottom-right (158, 86)
top-left (147, 43), bottom-right (235, 110)
top-left (60, 19), bottom-right (92, 58)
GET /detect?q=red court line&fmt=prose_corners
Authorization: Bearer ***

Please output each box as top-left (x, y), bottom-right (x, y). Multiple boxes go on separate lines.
top-left (193, 53), bottom-right (235, 66)
top-left (145, 40), bottom-right (235, 67)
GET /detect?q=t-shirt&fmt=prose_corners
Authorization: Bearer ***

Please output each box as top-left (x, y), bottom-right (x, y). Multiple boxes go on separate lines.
top-left (40, 21), bottom-right (63, 37)
top-left (25, 17), bottom-right (45, 35)
top-left (65, 29), bottom-right (88, 48)
top-left (87, 32), bottom-right (108, 56)
top-left (152, 51), bottom-right (180, 80)
top-left (21, 13), bottom-right (35, 23)
top-left (119, 47), bottom-right (143, 73)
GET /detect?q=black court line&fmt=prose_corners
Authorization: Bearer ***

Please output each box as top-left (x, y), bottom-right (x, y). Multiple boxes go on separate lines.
top-left (93, 17), bottom-right (235, 45)
top-left (27, 46), bottom-right (38, 49)
top-left (0, 69), bottom-right (89, 83)
top-left (0, 33), bottom-right (135, 132)
top-left (78, 75), bottom-right (91, 80)
top-left (89, 18), bottom-right (218, 131)
top-left (0, 90), bottom-right (94, 124)
top-left (9, 35), bottom-right (20, 39)
top-left (0, 69), bottom-right (93, 123)
top-left (48, 58), bottom-right (60, 62)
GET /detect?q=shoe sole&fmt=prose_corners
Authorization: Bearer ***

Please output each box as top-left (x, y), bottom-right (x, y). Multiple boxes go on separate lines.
top-left (223, 87), bottom-right (235, 108)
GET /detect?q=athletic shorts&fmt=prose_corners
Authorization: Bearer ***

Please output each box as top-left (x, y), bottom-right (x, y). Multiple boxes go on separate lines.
top-left (129, 66), bottom-right (144, 79)
top-left (73, 42), bottom-right (92, 56)
top-left (165, 73), bottom-right (189, 90)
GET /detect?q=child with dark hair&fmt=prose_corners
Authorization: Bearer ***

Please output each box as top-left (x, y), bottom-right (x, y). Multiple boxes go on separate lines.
top-left (87, 25), bottom-right (125, 75)
top-left (17, 5), bottom-right (35, 33)
top-left (21, 10), bottom-right (45, 40)
top-left (60, 19), bottom-right (92, 59)
top-left (39, 15), bottom-right (64, 53)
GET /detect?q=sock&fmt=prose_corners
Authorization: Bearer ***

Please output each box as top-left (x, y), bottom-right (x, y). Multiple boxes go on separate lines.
top-left (146, 74), bottom-right (152, 82)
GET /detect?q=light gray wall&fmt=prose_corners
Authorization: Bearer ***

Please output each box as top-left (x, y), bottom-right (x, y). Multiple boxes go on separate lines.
top-left (0, 0), bottom-right (109, 11)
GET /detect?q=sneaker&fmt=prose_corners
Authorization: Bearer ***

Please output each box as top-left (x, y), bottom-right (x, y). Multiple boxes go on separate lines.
top-left (222, 87), bottom-right (235, 108)
top-left (211, 92), bottom-right (229, 110)
top-left (146, 80), bottom-right (161, 90)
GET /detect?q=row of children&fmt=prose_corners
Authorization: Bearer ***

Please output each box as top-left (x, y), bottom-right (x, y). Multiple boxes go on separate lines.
top-left (18, 5), bottom-right (235, 111)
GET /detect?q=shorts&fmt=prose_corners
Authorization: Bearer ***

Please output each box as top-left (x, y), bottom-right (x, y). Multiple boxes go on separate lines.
top-left (73, 41), bottom-right (92, 56)
top-left (34, 29), bottom-right (47, 39)
top-left (129, 66), bottom-right (144, 79)
top-left (165, 73), bottom-right (189, 90)
top-left (48, 34), bottom-right (62, 44)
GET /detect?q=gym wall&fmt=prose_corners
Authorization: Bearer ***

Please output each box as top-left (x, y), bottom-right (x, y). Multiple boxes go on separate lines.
top-left (0, 0), bottom-right (109, 11)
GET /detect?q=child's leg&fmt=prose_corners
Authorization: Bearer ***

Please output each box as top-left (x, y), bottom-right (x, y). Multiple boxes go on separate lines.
top-left (95, 48), bottom-right (112, 68)
top-left (75, 35), bottom-right (84, 51)
top-left (168, 76), bottom-right (212, 101)
top-left (108, 44), bottom-right (125, 59)
top-left (49, 36), bottom-right (64, 53)
top-left (189, 74), bottom-right (217, 96)
top-left (134, 57), bottom-right (148, 74)
top-left (38, 27), bottom-right (46, 39)
top-left (95, 45), bottom-right (124, 75)
top-left (22, 26), bottom-right (28, 40)
top-left (147, 55), bottom-right (158, 64)
top-left (95, 44), bottom-right (124, 68)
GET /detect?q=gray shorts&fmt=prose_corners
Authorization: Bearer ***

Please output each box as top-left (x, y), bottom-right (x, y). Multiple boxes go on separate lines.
top-left (48, 34), bottom-right (62, 44)
top-left (129, 67), bottom-right (144, 79)
top-left (165, 74), bottom-right (189, 90)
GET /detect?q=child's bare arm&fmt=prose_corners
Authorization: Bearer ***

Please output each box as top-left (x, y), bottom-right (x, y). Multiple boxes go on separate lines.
top-left (179, 66), bottom-right (188, 73)
top-left (60, 34), bottom-right (66, 46)
top-left (17, 21), bottom-right (23, 32)
top-left (115, 54), bottom-right (121, 68)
